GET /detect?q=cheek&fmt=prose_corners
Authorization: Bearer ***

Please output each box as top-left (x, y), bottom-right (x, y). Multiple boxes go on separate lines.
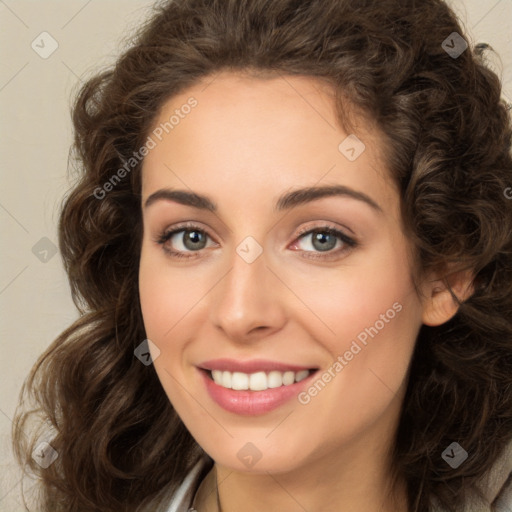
top-left (288, 244), bottom-right (422, 421)
top-left (138, 245), bottom-right (210, 341)
top-left (138, 250), bottom-right (197, 404)
top-left (289, 245), bottom-right (417, 352)
top-left (292, 267), bottom-right (420, 446)
top-left (138, 254), bottom-right (171, 339)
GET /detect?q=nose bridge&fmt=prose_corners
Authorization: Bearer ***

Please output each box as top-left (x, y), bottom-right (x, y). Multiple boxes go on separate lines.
top-left (208, 236), bottom-right (286, 340)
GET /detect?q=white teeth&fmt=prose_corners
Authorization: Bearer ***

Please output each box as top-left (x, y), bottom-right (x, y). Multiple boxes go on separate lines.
top-left (282, 371), bottom-right (295, 386)
top-left (221, 370), bottom-right (232, 389)
top-left (249, 371), bottom-right (267, 391)
top-left (267, 371), bottom-right (283, 388)
top-left (231, 372), bottom-right (249, 390)
top-left (295, 370), bottom-right (310, 382)
top-left (209, 369), bottom-right (313, 391)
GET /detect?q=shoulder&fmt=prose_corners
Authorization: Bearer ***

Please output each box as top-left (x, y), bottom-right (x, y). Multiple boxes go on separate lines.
top-left (160, 458), bottom-right (212, 512)
top-left (150, 444), bottom-right (512, 512)
top-left (431, 439), bottom-right (512, 512)
top-left (478, 439), bottom-right (512, 512)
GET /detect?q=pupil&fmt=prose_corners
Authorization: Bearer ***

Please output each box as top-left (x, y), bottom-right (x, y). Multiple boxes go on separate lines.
top-left (184, 230), bottom-right (205, 250)
top-left (313, 232), bottom-right (336, 252)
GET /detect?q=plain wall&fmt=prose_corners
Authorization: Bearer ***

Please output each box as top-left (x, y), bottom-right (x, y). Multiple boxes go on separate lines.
top-left (1, 1), bottom-right (511, 510)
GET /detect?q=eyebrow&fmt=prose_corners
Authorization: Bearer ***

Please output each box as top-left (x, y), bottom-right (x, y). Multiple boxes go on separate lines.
top-left (143, 185), bottom-right (383, 213)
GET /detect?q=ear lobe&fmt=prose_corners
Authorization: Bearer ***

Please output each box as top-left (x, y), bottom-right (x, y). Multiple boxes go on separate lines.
top-left (421, 268), bottom-right (475, 327)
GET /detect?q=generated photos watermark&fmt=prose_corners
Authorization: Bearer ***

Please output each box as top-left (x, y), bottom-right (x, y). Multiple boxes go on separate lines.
top-left (298, 301), bottom-right (403, 405)
top-left (93, 96), bottom-right (198, 200)
top-left (441, 442), bottom-right (468, 469)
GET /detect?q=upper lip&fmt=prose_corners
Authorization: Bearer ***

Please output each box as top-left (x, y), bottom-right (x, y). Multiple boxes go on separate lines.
top-left (198, 358), bottom-right (317, 373)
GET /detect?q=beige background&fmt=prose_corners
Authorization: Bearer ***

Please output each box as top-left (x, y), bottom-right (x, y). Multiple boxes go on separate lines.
top-left (0, 1), bottom-right (511, 510)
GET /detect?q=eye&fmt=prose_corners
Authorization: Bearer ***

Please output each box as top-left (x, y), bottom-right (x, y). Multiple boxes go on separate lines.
top-left (290, 225), bottom-right (358, 260)
top-left (154, 222), bottom-right (358, 261)
top-left (155, 222), bottom-right (217, 259)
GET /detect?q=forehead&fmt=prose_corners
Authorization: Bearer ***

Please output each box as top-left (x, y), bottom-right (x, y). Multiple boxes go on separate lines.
top-left (141, 71), bottom-right (396, 216)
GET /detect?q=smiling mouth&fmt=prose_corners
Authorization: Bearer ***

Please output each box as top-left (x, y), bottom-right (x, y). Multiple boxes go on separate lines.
top-left (201, 368), bottom-right (318, 391)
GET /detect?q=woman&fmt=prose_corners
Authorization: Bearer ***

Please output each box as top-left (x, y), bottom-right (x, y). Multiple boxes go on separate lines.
top-left (12, 0), bottom-right (512, 510)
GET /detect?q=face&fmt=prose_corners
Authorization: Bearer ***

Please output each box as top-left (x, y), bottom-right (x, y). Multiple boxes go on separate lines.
top-left (138, 71), bottom-right (426, 474)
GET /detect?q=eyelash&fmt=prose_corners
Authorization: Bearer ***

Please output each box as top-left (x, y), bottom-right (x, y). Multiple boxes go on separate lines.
top-left (154, 221), bottom-right (358, 261)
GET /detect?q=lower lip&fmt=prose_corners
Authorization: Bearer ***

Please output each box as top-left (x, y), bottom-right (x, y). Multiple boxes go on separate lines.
top-left (199, 369), bottom-right (316, 415)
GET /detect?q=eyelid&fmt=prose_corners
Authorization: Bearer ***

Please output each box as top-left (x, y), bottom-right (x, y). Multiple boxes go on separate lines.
top-left (294, 221), bottom-right (351, 237)
top-left (155, 221), bottom-right (215, 241)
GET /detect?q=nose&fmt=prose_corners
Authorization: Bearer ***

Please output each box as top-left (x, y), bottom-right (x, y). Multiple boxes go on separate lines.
top-left (208, 244), bottom-right (287, 343)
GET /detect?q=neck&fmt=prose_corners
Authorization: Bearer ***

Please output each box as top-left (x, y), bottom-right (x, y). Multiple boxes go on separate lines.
top-left (195, 425), bottom-right (408, 511)
top-left (215, 450), bottom-right (407, 512)
top-left (194, 385), bottom-right (409, 512)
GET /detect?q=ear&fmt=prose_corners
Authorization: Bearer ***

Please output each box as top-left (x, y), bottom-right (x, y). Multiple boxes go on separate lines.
top-left (421, 267), bottom-right (475, 327)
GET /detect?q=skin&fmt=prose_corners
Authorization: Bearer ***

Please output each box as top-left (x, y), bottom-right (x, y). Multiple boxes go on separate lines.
top-left (138, 71), bottom-right (473, 512)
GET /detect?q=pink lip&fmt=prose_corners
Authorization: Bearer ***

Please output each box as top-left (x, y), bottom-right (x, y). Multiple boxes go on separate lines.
top-left (198, 366), bottom-right (318, 416)
top-left (198, 358), bottom-right (315, 373)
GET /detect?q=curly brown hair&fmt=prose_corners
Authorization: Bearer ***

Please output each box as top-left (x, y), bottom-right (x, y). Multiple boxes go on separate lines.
top-left (12, 0), bottom-right (512, 511)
